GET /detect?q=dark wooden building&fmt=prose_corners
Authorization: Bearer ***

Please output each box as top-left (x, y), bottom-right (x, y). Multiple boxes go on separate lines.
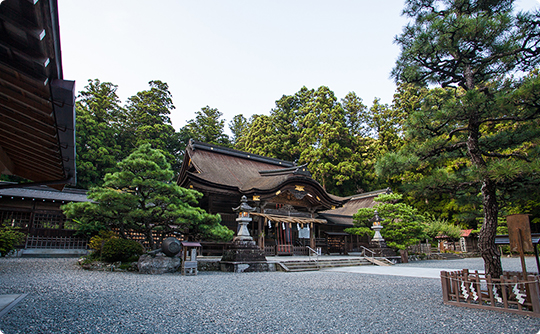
top-left (177, 140), bottom-right (387, 255)
top-left (0, 182), bottom-right (89, 250)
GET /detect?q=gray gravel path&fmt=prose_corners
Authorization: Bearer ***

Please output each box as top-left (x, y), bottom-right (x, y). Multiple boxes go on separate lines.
top-left (1, 257), bottom-right (539, 334)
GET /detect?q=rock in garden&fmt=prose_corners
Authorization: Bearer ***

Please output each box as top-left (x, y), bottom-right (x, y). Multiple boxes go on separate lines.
top-left (138, 252), bottom-right (181, 274)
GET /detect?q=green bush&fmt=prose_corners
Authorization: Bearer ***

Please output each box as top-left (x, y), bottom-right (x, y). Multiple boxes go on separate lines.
top-left (101, 238), bottom-right (144, 262)
top-left (89, 230), bottom-right (118, 252)
top-left (0, 223), bottom-right (25, 257)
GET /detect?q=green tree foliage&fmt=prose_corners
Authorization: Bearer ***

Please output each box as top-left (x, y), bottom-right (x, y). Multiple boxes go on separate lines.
top-left (75, 79), bottom-right (123, 189)
top-left (236, 86), bottom-right (388, 196)
top-left (423, 213), bottom-right (462, 240)
top-left (345, 193), bottom-right (427, 250)
top-left (383, 0), bottom-right (540, 277)
top-left (0, 223), bottom-right (25, 256)
top-left (121, 80), bottom-right (183, 171)
top-left (181, 106), bottom-right (231, 147)
top-left (63, 144), bottom-right (231, 249)
top-left (367, 98), bottom-right (405, 154)
top-left (74, 80), bottom-right (186, 189)
top-left (228, 114), bottom-right (248, 145)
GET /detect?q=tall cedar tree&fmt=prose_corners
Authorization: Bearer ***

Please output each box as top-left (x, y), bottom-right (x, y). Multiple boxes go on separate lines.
top-left (386, 0), bottom-right (540, 277)
top-left (121, 81), bottom-right (183, 172)
top-left (236, 87), bottom-right (390, 195)
top-left (63, 144), bottom-right (229, 249)
top-left (75, 79), bottom-right (123, 189)
top-left (181, 106), bottom-right (231, 147)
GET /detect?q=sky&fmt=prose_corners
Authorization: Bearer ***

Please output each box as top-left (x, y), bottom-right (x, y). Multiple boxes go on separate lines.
top-left (57, 0), bottom-right (540, 133)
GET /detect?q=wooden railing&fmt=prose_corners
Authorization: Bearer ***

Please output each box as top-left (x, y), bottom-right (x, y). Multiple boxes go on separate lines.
top-left (264, 245), bottom-right (309, 256)
top-left (25, 236), bottom-right (88, 249)
top-left (441, 269), bottom-right (540, 317)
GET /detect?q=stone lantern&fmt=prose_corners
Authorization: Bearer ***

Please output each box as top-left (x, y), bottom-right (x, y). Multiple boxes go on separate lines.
top-left (220, 196), bottom-right (268, 272)
top-left (232, 195), bottom-right (255, 242)
top-left (368, 210), bottom-right (395, 258)
top-left (369, 210), bottom-right (385, 243)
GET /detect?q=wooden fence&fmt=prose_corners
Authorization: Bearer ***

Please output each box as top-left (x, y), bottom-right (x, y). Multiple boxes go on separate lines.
top-left (408, 243), bottom-right (433, 254)
top-left (441, 269), bottom-right (540, 317)
top-left (264, 245), bottom-right (308, 256)
top-left (25, 236), bottom-right (88, 249)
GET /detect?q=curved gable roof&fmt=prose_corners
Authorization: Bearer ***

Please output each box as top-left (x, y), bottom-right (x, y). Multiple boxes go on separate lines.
top-left (177, 140), bottom-right (347, 208)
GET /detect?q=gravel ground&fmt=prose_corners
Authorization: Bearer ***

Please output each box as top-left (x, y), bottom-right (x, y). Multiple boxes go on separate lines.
top-left (0, 257), bottom-right (539, 334)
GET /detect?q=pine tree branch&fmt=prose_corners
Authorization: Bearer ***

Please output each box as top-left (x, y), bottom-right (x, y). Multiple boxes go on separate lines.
top-left (421, 141), bottom-right (467, 160)
top-left (481, 150), bottom-right (531, 162)
top-left (479, 113), bottom-right (540, 124)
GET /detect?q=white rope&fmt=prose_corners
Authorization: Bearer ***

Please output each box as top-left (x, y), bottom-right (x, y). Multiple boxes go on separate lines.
top-left (441, 275), bottom-right (539, 285)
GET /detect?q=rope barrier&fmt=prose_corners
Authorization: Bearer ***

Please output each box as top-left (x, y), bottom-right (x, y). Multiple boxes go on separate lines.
top-left (440, 275), bottom-right (539, 285)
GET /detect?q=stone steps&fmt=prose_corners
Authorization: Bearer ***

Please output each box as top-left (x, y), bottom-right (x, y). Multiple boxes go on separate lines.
top-left (278, 258), bottom-right (373, 272)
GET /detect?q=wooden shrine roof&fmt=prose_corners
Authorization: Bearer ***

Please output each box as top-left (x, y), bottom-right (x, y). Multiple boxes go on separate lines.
top-left (319, 188), bottom-right (392, 226)
top-left (177, 140), bottom-right (347, 208)
top-left (0, 0), bottom-right (76, 190)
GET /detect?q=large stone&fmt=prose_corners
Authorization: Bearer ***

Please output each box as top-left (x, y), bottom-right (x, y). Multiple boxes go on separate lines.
top-left (138, 252), bottom-right (181, 275)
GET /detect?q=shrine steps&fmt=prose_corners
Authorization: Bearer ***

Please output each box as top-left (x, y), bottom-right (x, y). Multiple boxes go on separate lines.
top-left (276, 257), bottom-right (375, 272)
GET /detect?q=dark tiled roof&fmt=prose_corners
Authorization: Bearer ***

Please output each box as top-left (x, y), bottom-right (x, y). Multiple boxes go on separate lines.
top-left (0, 182), bottom-right (89, 202)
top-left (319, 188), bottom-right (391, 226)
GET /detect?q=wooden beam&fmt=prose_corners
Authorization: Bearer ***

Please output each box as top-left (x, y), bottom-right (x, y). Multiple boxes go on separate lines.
top-left (0, 112), bottom-right (58, 141)
top-left (0, 72), bottom-right (49, 102)
top-left (0, 132), bottom-right (61, 166)
top-left (0, 62), bottom-right (48, 88)
top-left (0, 104), bottom-right (54, 128)
top-left (0, 84), bottom-right (53, 118)
top-left (0, 98), bottom-right (54, 125)
top-left (0, 145), bottom-right (14, 175)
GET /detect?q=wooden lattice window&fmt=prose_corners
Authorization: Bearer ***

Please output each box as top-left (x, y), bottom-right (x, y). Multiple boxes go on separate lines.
top-left (33, 212), bottom-right (65, 229)
top-left (0, 210), bottom-right (31, 228)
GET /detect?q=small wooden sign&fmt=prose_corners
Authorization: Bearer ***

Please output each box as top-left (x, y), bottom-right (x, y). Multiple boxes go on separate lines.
top-left (507, 214), bottom-right (534, 253)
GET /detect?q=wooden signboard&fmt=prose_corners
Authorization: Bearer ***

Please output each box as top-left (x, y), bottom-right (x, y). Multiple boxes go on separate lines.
top-left (507, 214), bottom-right (534, 253)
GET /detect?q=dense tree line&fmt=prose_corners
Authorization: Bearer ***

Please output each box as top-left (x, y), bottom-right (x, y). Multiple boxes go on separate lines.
top-left (72, 0), bottom-right (540, 276)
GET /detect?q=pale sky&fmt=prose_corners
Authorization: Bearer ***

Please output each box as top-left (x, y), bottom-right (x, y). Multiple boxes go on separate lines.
top-left (57, 0), bottom-right (540, 132)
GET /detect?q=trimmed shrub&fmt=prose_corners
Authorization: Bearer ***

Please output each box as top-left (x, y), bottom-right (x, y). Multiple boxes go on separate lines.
top-left (89, 230), bottom-right (118, 252)
top-left (0, 224), bottom-right (25, 256)
top-left (101, 238), bottom-right (144, 262)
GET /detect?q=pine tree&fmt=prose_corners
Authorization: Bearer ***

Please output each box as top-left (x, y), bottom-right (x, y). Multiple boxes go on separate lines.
top-left (384, 0), bottom-right (540, 277)
top-left (63, 144), bottom-right (231, 248)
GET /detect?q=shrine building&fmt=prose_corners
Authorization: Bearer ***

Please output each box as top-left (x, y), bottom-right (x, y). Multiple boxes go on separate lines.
top-left (177, 140), bottom-right (389, 255)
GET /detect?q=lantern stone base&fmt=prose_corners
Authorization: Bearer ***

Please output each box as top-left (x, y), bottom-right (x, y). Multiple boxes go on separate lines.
top-left (369, 240), bottom-right (397, 257)
top-left (220, 240), bottom-right (270, 272)
top-left (220, 261), bottom-right (276, 273)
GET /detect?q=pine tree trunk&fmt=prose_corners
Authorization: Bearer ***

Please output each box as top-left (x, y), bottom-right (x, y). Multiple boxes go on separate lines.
top-left (466, 109), bottom-right (502, 278)
top-left (479, 178), bottom-right (503, 278)
top-left (146, 228), bottom-right (155, 250)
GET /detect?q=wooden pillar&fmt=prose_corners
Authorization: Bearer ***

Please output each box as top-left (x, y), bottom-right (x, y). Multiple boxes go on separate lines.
top-left (258, 217), bottom-right (265, 250)
top-left (310, 223), bottom-right (315, 249)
